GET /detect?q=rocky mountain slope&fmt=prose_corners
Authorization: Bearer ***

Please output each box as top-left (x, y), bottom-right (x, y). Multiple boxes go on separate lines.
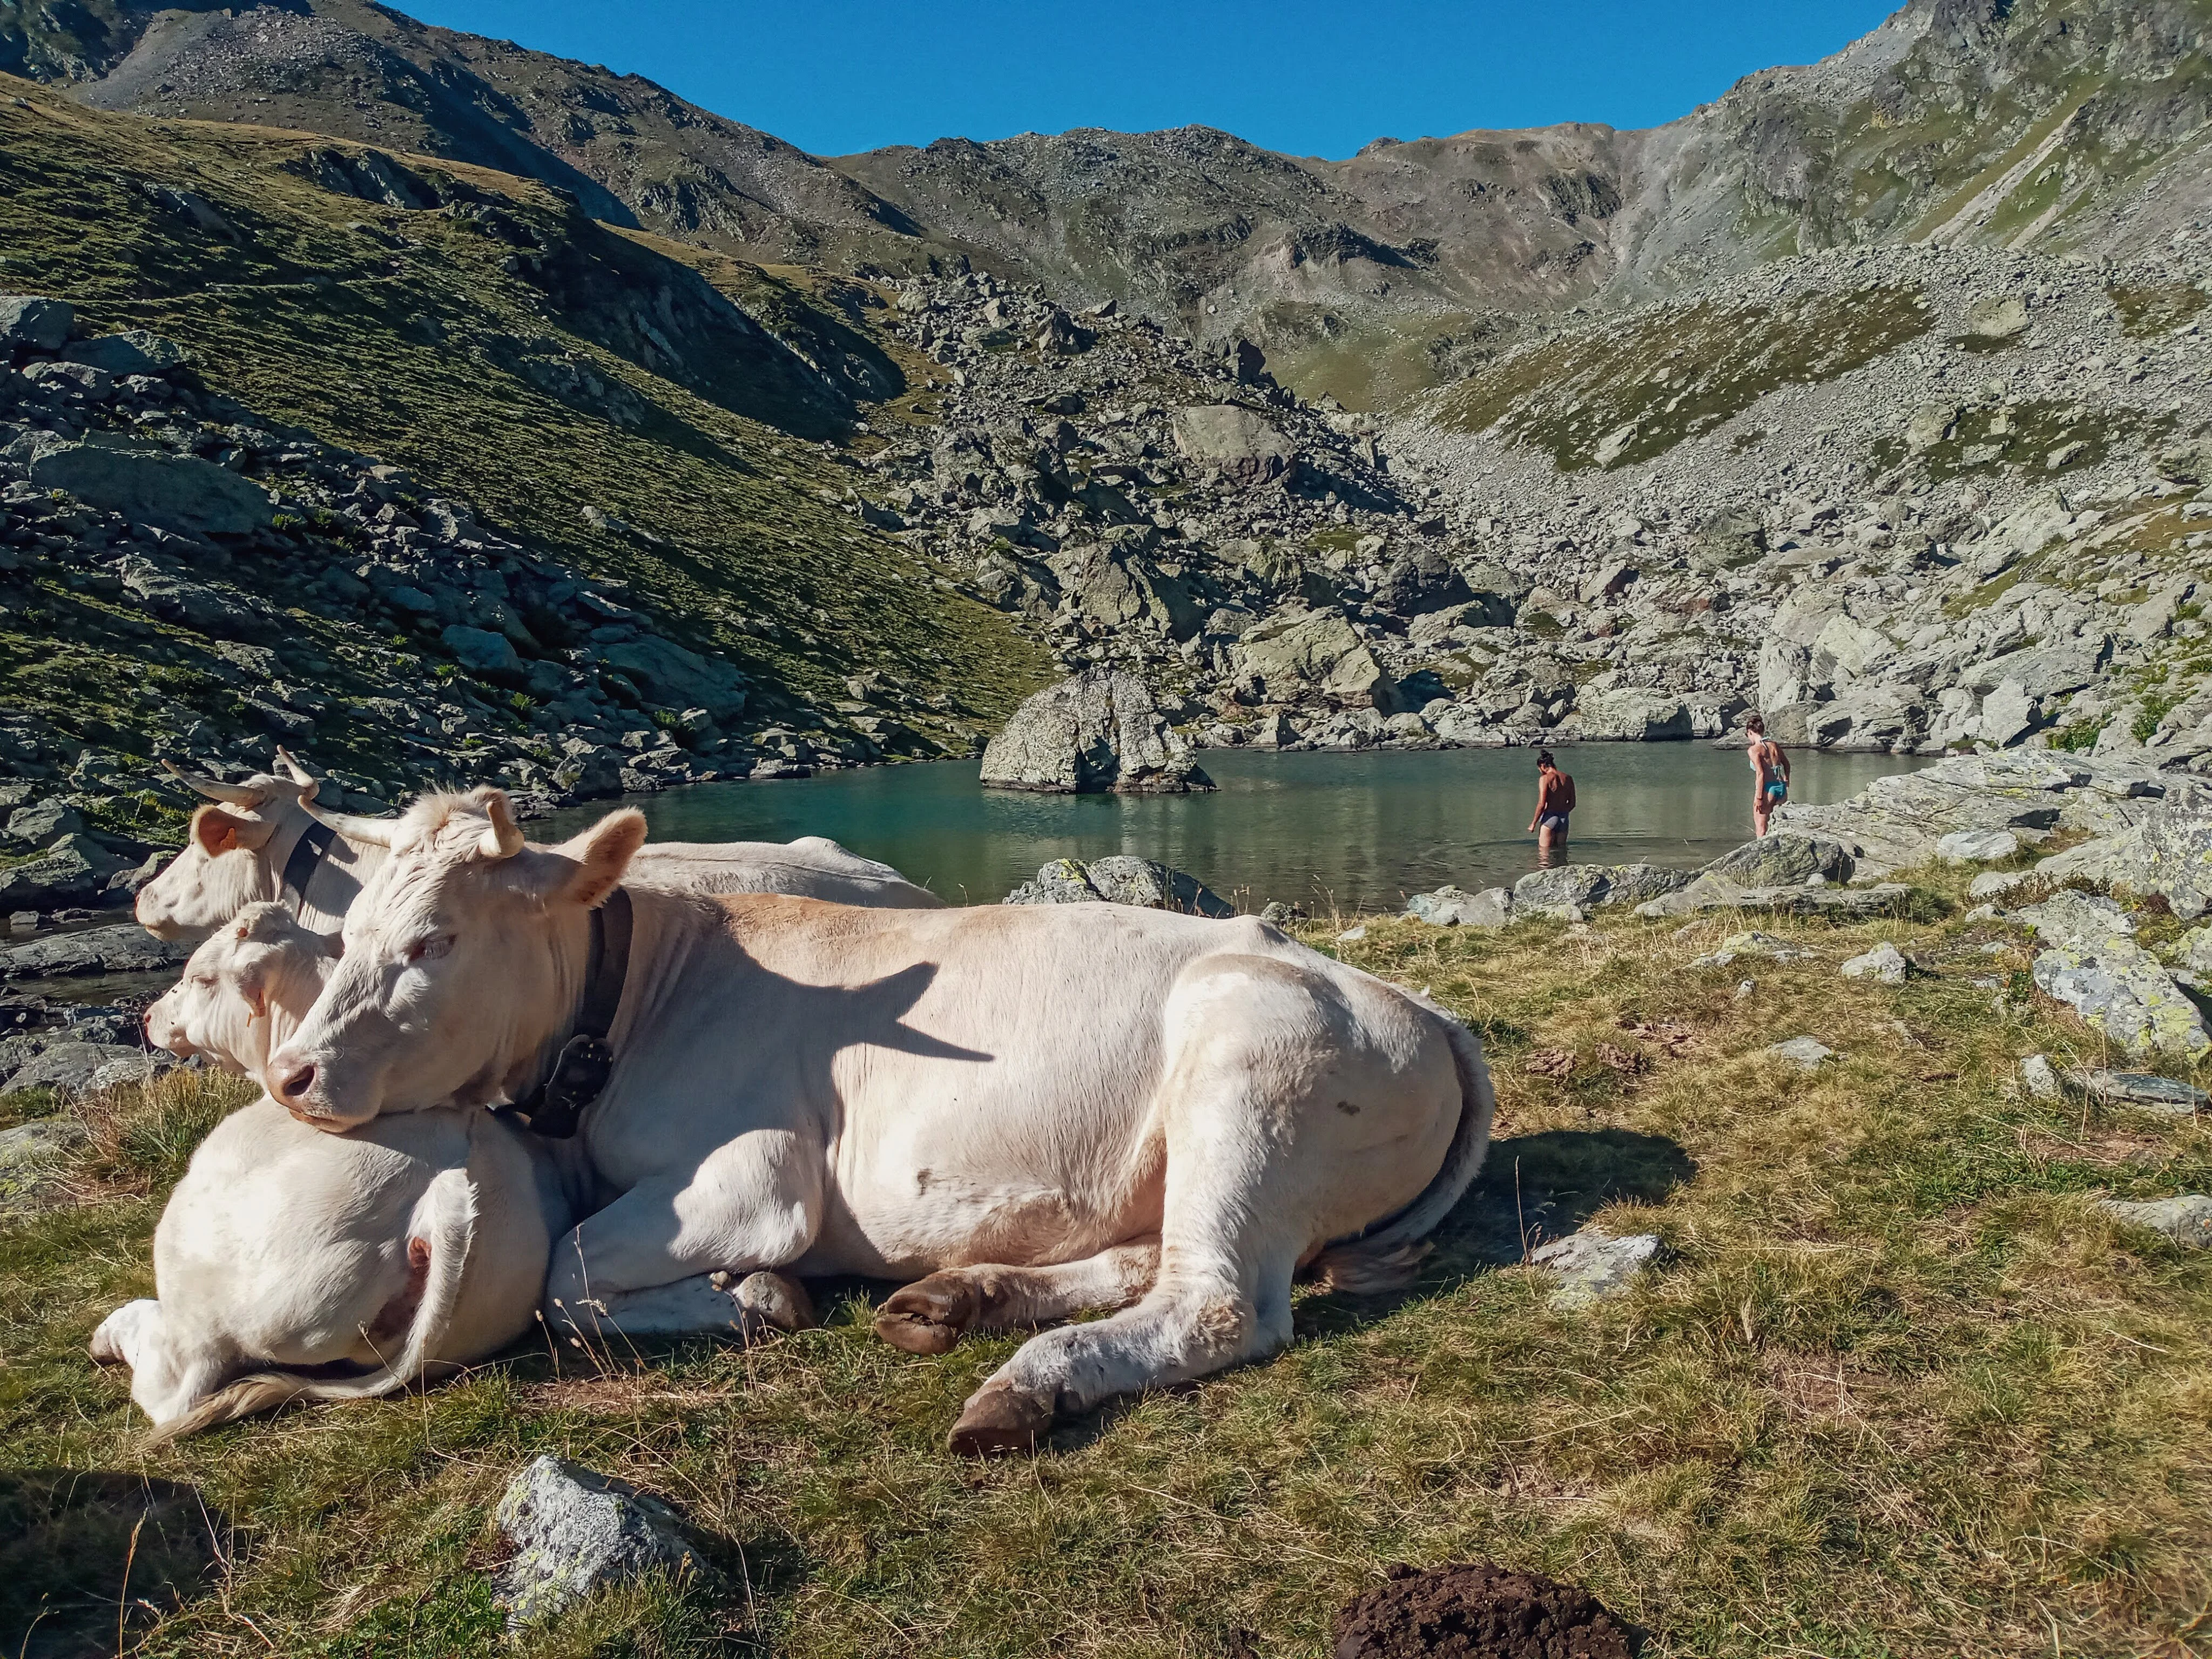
top-left (0, 80), bottom-right (1050, 884)
top-left (10, 0), bottom-right (2208, 405)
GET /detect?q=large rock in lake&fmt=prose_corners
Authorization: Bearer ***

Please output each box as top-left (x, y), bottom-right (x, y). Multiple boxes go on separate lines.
top-left (30, 440), bottom-right (274, 536)
top-left (1169, 404), bottom-right (1295, 490)
top-left (981, 671), bottom-right (1213, 793)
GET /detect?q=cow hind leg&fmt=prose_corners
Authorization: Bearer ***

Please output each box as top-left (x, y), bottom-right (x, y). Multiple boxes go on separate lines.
top-left (874, 1238), bottom-right (1159, 1355)
top-left (948, 1015), bottom-right (1313, 1454)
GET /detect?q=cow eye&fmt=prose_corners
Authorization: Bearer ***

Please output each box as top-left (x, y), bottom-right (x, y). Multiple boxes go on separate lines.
top-left (401, 933), bottom-right (455, 965)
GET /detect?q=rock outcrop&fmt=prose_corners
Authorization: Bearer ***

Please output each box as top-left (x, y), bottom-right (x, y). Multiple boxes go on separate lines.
top-left (1002, 855), bottom-right (1233, 916)
top-left (980, 672), bottom-right (1212, 793)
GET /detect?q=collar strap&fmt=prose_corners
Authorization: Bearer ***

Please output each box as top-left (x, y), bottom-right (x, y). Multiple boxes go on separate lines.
top-left (512, 887), bottom-right (632, 1139)
top-left (280, 819), bottom-right (338, 919)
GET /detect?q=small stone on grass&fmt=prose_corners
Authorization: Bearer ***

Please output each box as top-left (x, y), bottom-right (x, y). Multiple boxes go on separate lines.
top-left (1766, 1035), bottom-right (1835, 1070)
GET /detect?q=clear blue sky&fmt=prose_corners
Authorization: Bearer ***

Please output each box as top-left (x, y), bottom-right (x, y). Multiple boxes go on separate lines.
top-left (404, 1), bottom-right (1902, 160)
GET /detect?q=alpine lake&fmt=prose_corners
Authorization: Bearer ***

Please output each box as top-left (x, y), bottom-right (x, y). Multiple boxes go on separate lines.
top-left (537, 743), bottom-right (1923, 914)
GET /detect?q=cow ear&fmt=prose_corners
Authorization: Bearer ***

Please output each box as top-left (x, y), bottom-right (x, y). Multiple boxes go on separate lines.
top-left (549, 810), bottom-right (646, 909)
top-left (191, 805), bottom-right (274, 857)
top-left (234, 959), bottom-right (269, 1020)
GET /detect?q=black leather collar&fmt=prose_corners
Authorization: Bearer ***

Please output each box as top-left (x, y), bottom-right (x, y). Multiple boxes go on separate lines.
top-left (509, 887), bottom-right (632, 1139)
top-left (280, 819), bottom-right (338, 918)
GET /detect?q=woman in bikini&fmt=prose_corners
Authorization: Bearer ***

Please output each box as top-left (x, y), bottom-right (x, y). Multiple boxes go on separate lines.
top-left (1747, 713), bottom-right (1790, 839)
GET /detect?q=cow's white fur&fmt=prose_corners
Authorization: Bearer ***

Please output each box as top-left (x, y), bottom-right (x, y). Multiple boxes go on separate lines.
top-left (200, 791), bottom-right (1490, 1451)
top-left (145, 901), bottom-right (338, 1076)
top-left (135, 770), bottom-right (944, 941)
top-left (92, 1100), bottom-right (571, 1435)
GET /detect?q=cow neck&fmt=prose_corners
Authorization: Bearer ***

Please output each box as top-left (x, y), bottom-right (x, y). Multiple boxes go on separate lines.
top-left (509, 887), bottom-right (632, 1139)
top-left (264, 806), bottom-right (369, 930)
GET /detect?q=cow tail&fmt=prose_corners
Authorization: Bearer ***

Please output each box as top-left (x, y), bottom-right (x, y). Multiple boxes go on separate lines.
top-left (1306, 1008), bottom-right (1494, 1296)
top-left (148, 1164), bottom-right (478, 1443)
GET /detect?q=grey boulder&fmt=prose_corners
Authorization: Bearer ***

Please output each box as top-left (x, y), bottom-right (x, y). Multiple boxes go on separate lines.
top-left (1700, 833), bottom-right (1856, 888)
top-left (1, 1042), bottom-right (148, 1097)
top-left (30, 441), bottom-right (273, 536)
top-left (2098, 1194), bottom-right (2212, 1245)
top-left (0, 923), bottom-right (191, 979)
top-left (1840, 941), bottom-right (1909, 984)
top-left (1169, 404), bottom-right (1295, 490)
top-left (442, 624), bottom-right (525, 683)
top-left (0, 295), bottom-right (72, 352)
top-left (1003, 855), bottom-right (1233, 916)
top-left (1937, 828), bottom-right (2019, 863)
top-left (1574, 689), bottom-right (1692, 741)
top-left (2069, 1070), bottom-right (2208, 1115)
top-left (495, 1455), bottom-right (710, 1627)
top-left (1766, 1035), bottom-right (1835, 1070)
top-left (0, 834), bottom-right (124, 911)
top-left (981, 671), bottom-right (1212, 794)
top-left (0, 1116), bottom-right (88, 1216)
top-left (594, 636), bottom-right (750, 721)
top-left (1405, 885), bottom-right (1513, 928)
top-left (4, 800), bottom-right (83, 846)
top-left (65, 331), bottom-right (189, 376)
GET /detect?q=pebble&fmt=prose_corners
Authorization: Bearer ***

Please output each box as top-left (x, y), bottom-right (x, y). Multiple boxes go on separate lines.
top-left (1766, 1035), bottom-right (1835, 1070)
top-left (1839, 941), bottom-right (1909, 984)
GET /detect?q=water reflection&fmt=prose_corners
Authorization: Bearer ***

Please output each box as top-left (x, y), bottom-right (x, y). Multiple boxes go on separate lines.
top-left (539, 745), bottom-right (1920, 913)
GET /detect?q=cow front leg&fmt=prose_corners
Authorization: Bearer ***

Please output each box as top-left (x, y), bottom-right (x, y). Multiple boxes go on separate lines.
top-left (543, 1130), bottom-right (823, 1324)
top-left (874, 1238), bottom-right (1159, 1354)
top-left (548, 1269), bottom-right (814, 1344)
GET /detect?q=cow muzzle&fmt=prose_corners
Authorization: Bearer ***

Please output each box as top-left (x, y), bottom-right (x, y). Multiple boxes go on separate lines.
top-left (266, 1044), bottom-right (372, 1131)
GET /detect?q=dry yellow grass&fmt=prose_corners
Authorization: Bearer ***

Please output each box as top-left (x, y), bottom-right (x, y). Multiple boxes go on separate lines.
top-left (4, 877), bottom-right (2211, 1656)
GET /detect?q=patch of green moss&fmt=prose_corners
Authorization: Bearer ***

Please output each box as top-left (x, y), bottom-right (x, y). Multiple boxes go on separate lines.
top-left (1440, 286), bottom-right (1933, 471)
top-left (2109, 283), bottom-right (2210, 338)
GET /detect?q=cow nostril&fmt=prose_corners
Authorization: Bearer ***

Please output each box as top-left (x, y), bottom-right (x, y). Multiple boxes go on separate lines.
top-left (278, 1063), bottom-right (316, 1105)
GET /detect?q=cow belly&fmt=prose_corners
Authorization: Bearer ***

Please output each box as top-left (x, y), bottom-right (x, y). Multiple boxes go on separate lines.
top-left (805, 1114), bottom-right (1167, 1280)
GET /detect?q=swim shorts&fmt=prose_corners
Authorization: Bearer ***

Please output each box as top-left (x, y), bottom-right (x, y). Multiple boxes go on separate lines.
top-left (1537, 812), bottom-right (1570, 833)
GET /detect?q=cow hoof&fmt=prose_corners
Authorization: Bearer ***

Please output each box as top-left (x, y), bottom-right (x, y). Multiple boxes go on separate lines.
top-left (874, 1275), bottom-right (980, 1355)
top-left (731, 1270), bottom-right (815, 1333)
top-left (947, 1381), bottom-right (1056, 1458)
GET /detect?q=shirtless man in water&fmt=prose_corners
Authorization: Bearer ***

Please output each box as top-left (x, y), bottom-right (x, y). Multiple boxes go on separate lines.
top-left (1747, 713), bottom-right (1791, 838)
top-left (1528, 748), bottom-right (1576, 857)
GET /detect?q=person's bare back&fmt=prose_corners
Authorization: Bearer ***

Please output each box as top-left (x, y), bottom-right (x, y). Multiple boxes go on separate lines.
top-left (1529, 750), bottom-right (1576, 855)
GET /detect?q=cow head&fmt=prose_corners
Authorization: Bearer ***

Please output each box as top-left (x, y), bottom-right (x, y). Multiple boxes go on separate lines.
top-left (90, 1098), bottom-right (560, 1435)
top-left (145, 901), bottom-right (341, 1078)
top-left (136, 755), bottom-right (321, 940)
top-left (267, 789), bottom-right (644, 1131)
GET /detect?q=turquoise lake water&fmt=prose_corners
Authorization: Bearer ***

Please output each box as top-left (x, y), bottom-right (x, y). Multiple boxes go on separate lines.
top-left (539, 744), bottom-right (1920, 913)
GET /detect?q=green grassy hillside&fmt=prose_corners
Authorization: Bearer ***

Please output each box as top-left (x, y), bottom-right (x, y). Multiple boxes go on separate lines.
top-left (0, 82), bottom-right (1049, 762)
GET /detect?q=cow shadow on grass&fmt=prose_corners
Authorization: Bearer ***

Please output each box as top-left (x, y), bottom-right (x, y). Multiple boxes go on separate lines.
top-left (0, 1470), bottom-right (226, 1659)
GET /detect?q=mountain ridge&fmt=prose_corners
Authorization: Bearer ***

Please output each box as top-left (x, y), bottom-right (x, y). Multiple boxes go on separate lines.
top-left (8, 0), bottom-right (2208, 402)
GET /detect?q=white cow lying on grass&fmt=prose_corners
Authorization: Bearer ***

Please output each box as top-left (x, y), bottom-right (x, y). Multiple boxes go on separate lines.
top-left (99, 788), bottom-right (1493, 1453)
top-left (136, 752), bottom-right (942, 940)
top-left (144, 901), bottom-right (337, 1075)
top-left (92, 1099), bottom-right (812, 1435)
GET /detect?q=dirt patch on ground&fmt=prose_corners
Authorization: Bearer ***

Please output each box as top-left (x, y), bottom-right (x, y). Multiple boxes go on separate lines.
top-left (1333, 1562), bottom-right (1642, 1658)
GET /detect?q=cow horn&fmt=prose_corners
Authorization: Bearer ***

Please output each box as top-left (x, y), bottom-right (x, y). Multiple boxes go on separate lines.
top-left (273, 747), bottom-right (316, 788)
top-left (300, 795), bottom-right (398, 849)
top-left (477, 792), bottom-right (525, 861)
top-left (161, 760), bottom-right (267, 809)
